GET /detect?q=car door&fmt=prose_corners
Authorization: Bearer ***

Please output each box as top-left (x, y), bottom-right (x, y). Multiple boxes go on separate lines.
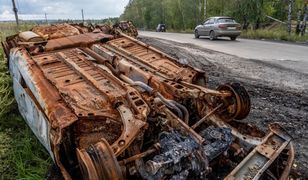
top-left (198, 19), bottom-right (210, 36)
top-left (204, 18), bottom-right (215, 36)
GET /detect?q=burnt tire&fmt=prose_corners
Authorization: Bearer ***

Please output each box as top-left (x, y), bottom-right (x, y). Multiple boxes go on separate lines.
top-left (77, 138), bottom-right (123, 180)
top-left (217, 83), bottom-right (251, 121)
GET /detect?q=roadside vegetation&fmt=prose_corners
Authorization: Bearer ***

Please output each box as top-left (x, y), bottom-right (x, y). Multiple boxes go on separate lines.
top-left (241, 29), bottom-right (308, 42)
top-left (0, 22), bottom-right (51, 180)
top-left (241, 24), bottom-right (308, 42)
top-left (121, 0), bottom-right (308, 42)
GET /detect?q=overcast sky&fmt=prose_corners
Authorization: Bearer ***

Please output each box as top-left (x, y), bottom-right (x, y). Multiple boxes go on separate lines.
top-left (0, 0), bottom-right (129, 21)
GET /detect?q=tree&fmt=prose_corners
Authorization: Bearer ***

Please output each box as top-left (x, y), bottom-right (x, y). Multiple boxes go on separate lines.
top-left (120, 0), bottom-right (306, 33)
top-left (287, 0), bottom-right (294, 34)
top-left (302, 4), bottom-right (308, 35)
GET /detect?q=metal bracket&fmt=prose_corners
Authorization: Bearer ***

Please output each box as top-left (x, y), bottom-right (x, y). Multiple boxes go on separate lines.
top-left (225, 124), bottom-right (292, 180)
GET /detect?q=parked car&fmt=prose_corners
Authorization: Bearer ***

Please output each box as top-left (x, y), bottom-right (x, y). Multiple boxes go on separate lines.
top-left (156, 23), bottom-right (166, 32)
top-left (194, 16), bottom-right (241, 40)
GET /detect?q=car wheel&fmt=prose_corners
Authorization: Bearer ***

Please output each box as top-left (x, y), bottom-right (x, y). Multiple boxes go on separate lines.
top-left (230, 36), bottom-right (237, 41)
top-left (209, 31), bottom-right (216, 41)
top-left (194, 30), bottom-right (200, 38)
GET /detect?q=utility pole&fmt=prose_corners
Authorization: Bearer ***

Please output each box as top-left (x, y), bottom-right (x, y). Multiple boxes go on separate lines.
top-left (287, 0), bottom-right (293, 35)
top-left (11, 0), bottom-right (19, 29)
top-left (81, 9), bottom-right (85, 23)
top-left (45, 13), bottom-right (48, 24)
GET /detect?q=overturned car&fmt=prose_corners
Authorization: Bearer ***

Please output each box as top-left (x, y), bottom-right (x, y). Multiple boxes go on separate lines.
top-left (2, 23), bottom-right (294, 180)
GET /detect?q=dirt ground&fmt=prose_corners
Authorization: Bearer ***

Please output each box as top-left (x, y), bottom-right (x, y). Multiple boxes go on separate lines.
top-left (139, 36), bottom-right (308, 178)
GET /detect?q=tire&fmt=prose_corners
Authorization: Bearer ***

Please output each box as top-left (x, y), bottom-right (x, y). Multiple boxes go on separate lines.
top-left (230, 36), bottom-right (237, 41)
top-left (194, 30), bottom-right (200, 38)
top-left (209, 31), bottom-right (216, 41)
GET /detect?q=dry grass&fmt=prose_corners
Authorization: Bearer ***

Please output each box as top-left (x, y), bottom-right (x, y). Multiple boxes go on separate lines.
top-left (0, 22), bottom-right (35, 41)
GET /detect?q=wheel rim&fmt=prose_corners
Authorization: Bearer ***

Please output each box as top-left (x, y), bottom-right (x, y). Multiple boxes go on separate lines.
top-left (77, 138), bottom-right (123, 180)
top-left (195, 31), bottom-right (198, 38)
top-left (210, 31), bottom-right (214, 40)
top-left (216, 83), bottom-right (251, 121)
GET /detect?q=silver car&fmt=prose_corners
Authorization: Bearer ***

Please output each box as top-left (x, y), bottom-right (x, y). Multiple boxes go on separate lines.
top-left (194, 16), bottom-right (241, 41)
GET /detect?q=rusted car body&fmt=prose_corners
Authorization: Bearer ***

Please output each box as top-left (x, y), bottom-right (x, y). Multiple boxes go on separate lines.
top-left (2, 22), bottom-right (294, 180)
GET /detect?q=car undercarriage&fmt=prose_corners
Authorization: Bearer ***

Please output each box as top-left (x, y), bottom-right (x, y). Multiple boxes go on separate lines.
top-left (1, 22), bottom-right (294, 180)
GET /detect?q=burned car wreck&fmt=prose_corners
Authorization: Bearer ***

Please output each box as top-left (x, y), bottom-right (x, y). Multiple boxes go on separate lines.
top-left (2, 23), bottom-right (294, 180)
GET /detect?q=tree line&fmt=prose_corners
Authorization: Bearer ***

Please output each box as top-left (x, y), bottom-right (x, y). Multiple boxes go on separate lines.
top-left (120, 0), bottom-right (308, 34)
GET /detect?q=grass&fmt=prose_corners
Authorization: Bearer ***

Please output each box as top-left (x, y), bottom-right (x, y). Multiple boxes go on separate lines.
top-left (165, 28), bottom-right (194, 33)
top-left (0, 22), bottom-right (36, 41)
top-left (240, 26), bottom-right (308, 43)
top-left (0, 22), bottom-right (52, 180)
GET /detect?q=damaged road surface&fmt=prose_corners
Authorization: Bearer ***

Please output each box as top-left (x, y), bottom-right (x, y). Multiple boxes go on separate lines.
top-left (2, 23), bottom-right (295, 180)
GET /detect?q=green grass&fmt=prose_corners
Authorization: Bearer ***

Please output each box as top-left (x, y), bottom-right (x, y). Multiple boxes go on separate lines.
top-left (240, 28), bottom-right (308, 43)
top-left (165, 29), bottom-right (194, 33)
top-left (0, 22), bottom-right (52, 180)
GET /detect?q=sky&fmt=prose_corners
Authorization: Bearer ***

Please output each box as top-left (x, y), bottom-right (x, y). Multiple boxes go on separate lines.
top-left (0, 0), bottom-right (129, 21)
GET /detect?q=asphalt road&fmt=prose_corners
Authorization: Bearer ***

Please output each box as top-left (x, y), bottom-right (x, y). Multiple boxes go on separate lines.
top-left (139, 31), bottom-right (308, 74)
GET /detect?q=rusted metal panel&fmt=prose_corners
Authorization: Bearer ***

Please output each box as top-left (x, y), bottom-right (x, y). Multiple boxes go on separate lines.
top-left (44, 33), bottom-right (113, 51)
top-left (2, 23), bottom-right (294, 180)
top-left (104, 36), bottom-right (200, 83)
top-left (32, 49), bottom-right (122, 118)
top-left (32, 23), bottom-right (80, 39)
top-left (18, 31), bottom-right (45, 42)
top-left (12, 77), bottom-right (54, 159)
top-left (9, 48), bottom-right (78, 129)
top-left (224, 124), bottom-right (292, 180)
